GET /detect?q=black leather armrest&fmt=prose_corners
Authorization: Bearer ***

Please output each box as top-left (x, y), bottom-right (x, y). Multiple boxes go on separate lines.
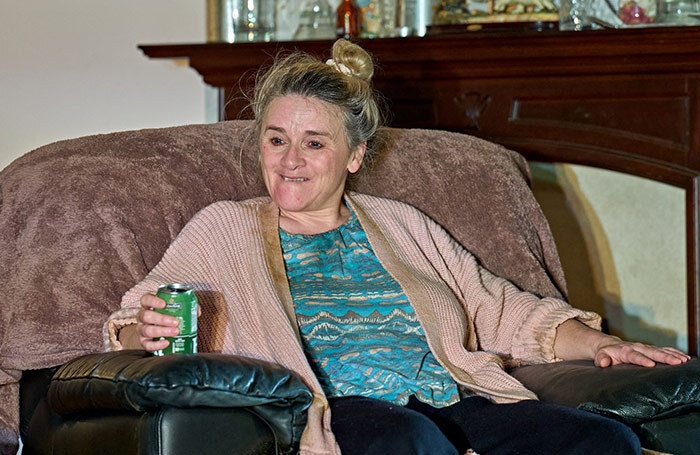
top-left (510, 358), bottom-right (700, 425)
top-left (20, 366), bottom-right (59, 441)
top-left (47, 350), bottom-right (313, 450)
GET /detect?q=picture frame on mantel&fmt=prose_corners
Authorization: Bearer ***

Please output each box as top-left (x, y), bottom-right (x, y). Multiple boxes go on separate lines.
top-left (432, 0), bottom-right (560, 31)
top-left (431, 0), bottom-right (700, 32)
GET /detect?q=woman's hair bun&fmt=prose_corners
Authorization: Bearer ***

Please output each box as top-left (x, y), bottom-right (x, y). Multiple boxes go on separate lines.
top-left (331, 39), bottom-right (374, 82)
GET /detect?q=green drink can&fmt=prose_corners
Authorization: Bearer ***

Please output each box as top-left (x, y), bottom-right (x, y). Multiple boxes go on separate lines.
top-left (153, 283), bottom-right (198, 356)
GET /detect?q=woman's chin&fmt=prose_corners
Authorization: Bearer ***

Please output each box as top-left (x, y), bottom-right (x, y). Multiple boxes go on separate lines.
top-left (272, 194), bottom-right (311, 214)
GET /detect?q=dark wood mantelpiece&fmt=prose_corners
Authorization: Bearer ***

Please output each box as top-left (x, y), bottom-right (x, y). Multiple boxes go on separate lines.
top-left (140, 26), bottom-right (700, 355)
top-left (139, 27), bottom-right (700, 176)
top-left (140, 27), bottom-right (700, 80)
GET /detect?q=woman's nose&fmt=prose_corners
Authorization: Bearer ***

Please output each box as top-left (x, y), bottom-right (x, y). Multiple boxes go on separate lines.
top-left (282, 144), bottom-right (304, 169)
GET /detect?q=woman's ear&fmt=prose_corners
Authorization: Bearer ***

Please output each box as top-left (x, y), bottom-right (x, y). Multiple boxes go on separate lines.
top-left (347, 142), bottom-right (367, 174)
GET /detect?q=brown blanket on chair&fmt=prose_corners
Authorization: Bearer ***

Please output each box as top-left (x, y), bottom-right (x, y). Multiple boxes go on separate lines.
top-left (0, 120), bottom-right (566, 453)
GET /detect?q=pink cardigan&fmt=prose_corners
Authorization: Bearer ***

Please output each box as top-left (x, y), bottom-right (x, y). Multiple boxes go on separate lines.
top-left (105, 192), bottom-right (601, 455)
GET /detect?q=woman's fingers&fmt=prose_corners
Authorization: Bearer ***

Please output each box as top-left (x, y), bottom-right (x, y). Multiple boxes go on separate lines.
top-left (135, 292), bottom-right (181, 351)
top-left (140, 337), bottom-right (170, 352)
top-left (623, 347), bottom-right (657, 367)
top-left (646, 346), bottom-right (690, 365)
top-left (140, 293), bottom-right (166, 310)
top-left (594, 352), bottom-right (613, 368)
top-left (627, 343), bottom-right (688, 365)
top-left (659, 346), bottom-right (692, 362)
top-left (136, 318), bottom-right (179, 339)
top-left (603, 343), bottom-right (656, 367)
top-left (138, 306), bottom-right (179, 328)
top-left (596, 342), bottom-right (691, 368)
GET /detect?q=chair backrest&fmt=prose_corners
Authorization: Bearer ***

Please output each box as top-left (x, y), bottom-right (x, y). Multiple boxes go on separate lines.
top-left (0, 120), bottom-right (565, 375)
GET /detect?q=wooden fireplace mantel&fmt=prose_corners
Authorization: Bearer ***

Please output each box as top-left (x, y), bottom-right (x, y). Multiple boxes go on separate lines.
top-left (139, 26), bottom-right (700, 355)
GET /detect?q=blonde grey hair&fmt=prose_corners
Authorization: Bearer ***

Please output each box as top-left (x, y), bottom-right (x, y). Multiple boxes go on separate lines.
top-left (250, 39), bottom-right (385, 162)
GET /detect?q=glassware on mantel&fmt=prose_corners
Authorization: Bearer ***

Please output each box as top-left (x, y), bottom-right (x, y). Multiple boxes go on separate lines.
top-left (558, 0), bottom-right (699, 29)
top-left (559, 0), bottom-right (596, 30)
top-left (294, 0), bottom-right (336, 40)
top-left (211, 0), bottom-right (276, 43)
top-left (396, 0), bottom-right (434, 37)
top-left (656, 0), bottom-right (700, 24)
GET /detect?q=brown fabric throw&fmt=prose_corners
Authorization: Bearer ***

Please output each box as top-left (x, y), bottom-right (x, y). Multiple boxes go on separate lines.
top-left (0, 120), bottom-right (565, 451)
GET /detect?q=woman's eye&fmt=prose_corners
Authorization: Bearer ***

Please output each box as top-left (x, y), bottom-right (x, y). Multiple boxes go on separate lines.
top-left (308, 141), bottom-right (323, 149)
top-left (270, 137), bottom-right (285, 145)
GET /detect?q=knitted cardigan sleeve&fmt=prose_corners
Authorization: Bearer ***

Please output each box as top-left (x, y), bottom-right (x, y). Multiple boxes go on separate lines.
top-left (423, 212), bottom-right (601, 365)
top-left (103, 203), bottom-right (226, 350)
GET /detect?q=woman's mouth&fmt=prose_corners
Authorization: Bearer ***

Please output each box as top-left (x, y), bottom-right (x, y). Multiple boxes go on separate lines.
top-left (282, 176), bottom-right (308, 182)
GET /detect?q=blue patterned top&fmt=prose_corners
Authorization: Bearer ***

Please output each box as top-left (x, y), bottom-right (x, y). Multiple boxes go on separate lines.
top-left (279, 209), bottom-right (460, 407)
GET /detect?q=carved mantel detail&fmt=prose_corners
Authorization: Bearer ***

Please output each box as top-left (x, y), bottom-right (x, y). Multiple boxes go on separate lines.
top-left (454, 92), bottom-right (492, 132)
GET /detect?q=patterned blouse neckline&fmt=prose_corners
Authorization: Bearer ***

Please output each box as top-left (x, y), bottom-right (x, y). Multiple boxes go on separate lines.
top-left (279, 208), bottom-right (358, 240)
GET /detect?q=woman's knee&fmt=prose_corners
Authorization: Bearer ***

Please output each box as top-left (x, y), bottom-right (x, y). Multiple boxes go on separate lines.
top-left (463, 399), bottom-right (641, 455)
top-left (367, 411), bottom-right (458, 455)
top-left (330, 397), bottom-right (458, 455)
top-left (543, 404), bottom-right (640, 455)
top-left (572, 414), bottom-right (640, 454)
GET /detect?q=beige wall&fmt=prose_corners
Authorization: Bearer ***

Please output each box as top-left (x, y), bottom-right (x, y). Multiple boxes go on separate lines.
top-left (0, 1), bottom-right (210, 171)
top-left (531, 163), bottom-right (688, 352)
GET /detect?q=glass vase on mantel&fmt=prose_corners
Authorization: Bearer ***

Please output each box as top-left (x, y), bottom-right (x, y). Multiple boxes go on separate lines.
top-left (558, 0), bottom-right (597, 30)
top-left (294, 0), bottom-right (336, 40)
top-left (395, 0), bottom-right (434, 37)
top-left (656, 0), bottom-right (700, 24)
top-left (207, 0), bottom-right (276, 43)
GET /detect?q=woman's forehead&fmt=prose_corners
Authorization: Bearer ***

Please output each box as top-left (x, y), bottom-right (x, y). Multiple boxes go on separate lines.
top-left (263, 95), bottom-right (344, 135)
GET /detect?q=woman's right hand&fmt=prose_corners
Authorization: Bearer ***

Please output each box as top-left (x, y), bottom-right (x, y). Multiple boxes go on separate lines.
top-left (134, 293), bottom-right (180, 352)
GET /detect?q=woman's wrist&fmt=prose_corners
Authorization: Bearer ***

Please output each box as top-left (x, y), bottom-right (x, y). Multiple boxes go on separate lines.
top-left (555, 319), bottom-right (618, 360)
top-left (118, 324), bottom-right (141, 350)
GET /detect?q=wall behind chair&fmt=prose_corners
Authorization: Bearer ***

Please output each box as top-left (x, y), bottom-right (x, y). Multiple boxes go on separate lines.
top-left (531, 163), bottom-right (688, 352)
top-left (0, 0), bottom-right (211, 171)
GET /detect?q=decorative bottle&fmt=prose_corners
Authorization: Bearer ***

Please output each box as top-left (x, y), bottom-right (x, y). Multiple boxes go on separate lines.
top-left (336, 0), bottom-right (361, 39)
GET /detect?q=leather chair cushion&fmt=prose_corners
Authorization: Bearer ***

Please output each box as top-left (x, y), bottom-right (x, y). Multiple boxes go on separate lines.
top-left (635, 412), bottom-right (700, 454)
top-left (510, 358), bottom-right (700, 425)
top-left (47, 350), bottom-right (313, 449)
top-left (47, 407), bottom-right (278, 455)
top-left (19, 367), bottom-right (58, 440)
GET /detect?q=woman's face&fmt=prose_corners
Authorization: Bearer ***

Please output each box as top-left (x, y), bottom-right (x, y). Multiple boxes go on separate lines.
top-left (260, 95), bottom-right (365, 216)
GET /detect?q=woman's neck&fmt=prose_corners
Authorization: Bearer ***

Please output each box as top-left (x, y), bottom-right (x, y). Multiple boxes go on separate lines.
top-left (279, 204), bottom-right (350, 235)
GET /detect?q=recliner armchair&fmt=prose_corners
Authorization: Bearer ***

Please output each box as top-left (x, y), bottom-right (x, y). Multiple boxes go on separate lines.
top-left (25, 350), bottom-right (311, 455)
top-left (2, 121), bottom-right (699, 454)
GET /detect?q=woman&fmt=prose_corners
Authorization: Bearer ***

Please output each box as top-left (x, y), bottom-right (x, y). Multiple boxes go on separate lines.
top-left (108, 39), bottom-right (689, 455)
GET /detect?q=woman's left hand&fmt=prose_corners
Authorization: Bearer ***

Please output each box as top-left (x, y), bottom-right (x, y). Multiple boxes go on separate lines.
top-left (594, 339), bottom-right (691, 368)
top-left (555, 319), bottom-right (692, 367)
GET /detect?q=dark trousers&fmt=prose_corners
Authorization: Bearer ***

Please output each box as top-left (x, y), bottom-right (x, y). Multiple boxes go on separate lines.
top-left (329, 395), bottom-right (641, 455)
